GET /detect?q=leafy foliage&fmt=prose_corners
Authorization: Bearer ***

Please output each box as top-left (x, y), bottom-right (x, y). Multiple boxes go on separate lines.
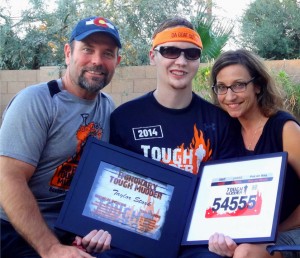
top-left (0, 0), bottom-right (233, 69)
top-left (0, 0), bottom-right (71, 69)
top-left (240, 0), bottom-right (300, 59)
top-left (192, 64), bottom-right (212, 101)
top-left (275, 70), bottom-right (300, 119)
top-left (192, 5), bottom-right (233, 63)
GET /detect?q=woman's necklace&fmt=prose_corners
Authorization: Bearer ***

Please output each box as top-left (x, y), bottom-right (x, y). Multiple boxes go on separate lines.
top-left (245, 118), bottom-right (263, 150)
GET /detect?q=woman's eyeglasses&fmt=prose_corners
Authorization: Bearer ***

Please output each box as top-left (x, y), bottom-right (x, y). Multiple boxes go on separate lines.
top-left (212, 78), bottom-right (255, 95)
top-left (154, 46), bottom-right (201, 61)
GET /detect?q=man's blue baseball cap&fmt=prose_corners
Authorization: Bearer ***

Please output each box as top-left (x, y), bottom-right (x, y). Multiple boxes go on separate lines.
top-left (69, 16), bottom-right (122, 48)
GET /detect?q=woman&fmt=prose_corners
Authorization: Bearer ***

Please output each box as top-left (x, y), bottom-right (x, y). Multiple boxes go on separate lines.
top-left (208, 49), bottom-right (300, 258)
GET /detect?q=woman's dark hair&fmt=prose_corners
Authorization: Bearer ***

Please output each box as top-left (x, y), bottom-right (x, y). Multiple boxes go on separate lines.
top-left (211, 49), bottom-right (285, 117)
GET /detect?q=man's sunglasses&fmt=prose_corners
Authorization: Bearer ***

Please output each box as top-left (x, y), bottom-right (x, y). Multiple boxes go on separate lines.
top-left (154, 46), bottom-right (201, 61)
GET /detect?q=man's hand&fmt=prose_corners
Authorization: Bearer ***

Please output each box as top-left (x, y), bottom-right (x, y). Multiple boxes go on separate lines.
top-left (43, 242), bottom-right (96, 258)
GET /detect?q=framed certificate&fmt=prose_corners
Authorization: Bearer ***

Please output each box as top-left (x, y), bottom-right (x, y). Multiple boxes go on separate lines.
top-left (182, 152), bottom-right (287, 245)
top-left (55, 137), bottom-right (197, 258)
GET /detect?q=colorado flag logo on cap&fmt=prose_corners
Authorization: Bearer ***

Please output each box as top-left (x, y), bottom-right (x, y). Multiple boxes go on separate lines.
top-left (86, 17), bottom-right (116, 30)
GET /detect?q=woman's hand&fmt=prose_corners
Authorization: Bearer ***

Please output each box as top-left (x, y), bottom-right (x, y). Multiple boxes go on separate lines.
top-left (208, 232), bottom-right (237, 257)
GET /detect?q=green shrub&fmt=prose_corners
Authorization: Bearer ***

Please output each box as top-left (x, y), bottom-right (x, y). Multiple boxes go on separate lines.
top-left (275, 70), bottom-right (300, 119)
top-left (192, 65), bottom-right (212, 101)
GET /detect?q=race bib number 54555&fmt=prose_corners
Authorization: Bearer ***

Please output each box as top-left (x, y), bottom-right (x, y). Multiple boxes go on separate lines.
top-left (205, 174), bottom-right (273, 218)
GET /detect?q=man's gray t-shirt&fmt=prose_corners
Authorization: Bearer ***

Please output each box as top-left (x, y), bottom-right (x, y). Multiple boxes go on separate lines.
top-left (0, 79), bottom-right (115, 229)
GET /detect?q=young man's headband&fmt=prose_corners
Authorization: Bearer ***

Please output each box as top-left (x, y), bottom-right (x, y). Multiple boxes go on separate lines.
top-left (152, 27), bottom-right (203, 49)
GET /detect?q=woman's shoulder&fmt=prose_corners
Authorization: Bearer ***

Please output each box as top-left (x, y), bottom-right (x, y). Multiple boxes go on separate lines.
top-left (269, 111), bottom-right (299, 126)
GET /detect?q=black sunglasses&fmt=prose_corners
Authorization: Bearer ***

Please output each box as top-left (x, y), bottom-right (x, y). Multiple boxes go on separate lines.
top-left (154, 46), bottom-right (201, 61)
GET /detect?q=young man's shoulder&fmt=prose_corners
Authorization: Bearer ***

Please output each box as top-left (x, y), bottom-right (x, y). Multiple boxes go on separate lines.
top-left (193, 93), bottom-right (231, 117)
top-left (193, 93), bottom-right (220, 108)
top-left (112, 92), bottom-right (152, 115)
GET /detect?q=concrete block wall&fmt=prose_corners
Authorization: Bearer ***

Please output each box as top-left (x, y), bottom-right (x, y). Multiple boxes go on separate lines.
top-left (264, 59), bottom-right (300, 82)
top-left (1, 60), bottom-right (300, 119)
top-left (108, 65), bottom-right (157, 107)
top-left (0, 65), bottom-right (157, 119)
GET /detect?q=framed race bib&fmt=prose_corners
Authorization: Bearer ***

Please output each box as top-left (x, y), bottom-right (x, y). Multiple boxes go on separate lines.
top-left (182, 152), bottom-right (287, 245)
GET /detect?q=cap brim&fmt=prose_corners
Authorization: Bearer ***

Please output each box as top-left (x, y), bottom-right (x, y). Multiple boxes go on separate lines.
top-left (74, 29), bottom-right (122, 48)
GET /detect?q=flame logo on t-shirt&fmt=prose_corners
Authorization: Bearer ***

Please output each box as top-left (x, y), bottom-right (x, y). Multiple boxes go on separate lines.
top-left (160, 124), bottom-right (212, 174)
top-left (49, 114), bottom-right (102, 192)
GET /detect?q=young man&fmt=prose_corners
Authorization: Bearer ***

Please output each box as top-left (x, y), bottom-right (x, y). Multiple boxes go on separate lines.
top-left (108, 17), bottom-right (237, 258)
top-left (0, 16), bottom-right (121, 257)
top-left (110, 17), bottom-right (236, 175)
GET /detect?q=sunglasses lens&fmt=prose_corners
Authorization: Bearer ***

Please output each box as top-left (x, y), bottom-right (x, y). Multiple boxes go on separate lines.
top-left (158, 47), bottom-right (201, 60)
top-left (160, 47), bottom-right (181, 59)
top-left (185, 48), bottom-right (201, 60)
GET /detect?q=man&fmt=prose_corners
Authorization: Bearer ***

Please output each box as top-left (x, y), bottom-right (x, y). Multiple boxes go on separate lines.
top-left (108, 17), bottom-right (236, 257)
top-left (110, 17), bottom-right (236, 174)
top-left (0, 16), bottom-right (121, 257)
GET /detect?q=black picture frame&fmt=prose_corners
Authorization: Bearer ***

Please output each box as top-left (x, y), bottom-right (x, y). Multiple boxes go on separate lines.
top-left (182, 152), bottom-right (287, 245)
top-left (55, 137), bottom-right (197, 258)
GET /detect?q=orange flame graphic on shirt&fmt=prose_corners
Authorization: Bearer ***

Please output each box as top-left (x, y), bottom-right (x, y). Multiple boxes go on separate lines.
top-left (49, 114), bottom-right (103, 191)
top-left (164, 124), bottom-right (212, 174)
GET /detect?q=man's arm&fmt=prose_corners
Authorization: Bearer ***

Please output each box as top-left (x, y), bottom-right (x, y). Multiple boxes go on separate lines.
top-left (0, 156), bottom-right (93, 258)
